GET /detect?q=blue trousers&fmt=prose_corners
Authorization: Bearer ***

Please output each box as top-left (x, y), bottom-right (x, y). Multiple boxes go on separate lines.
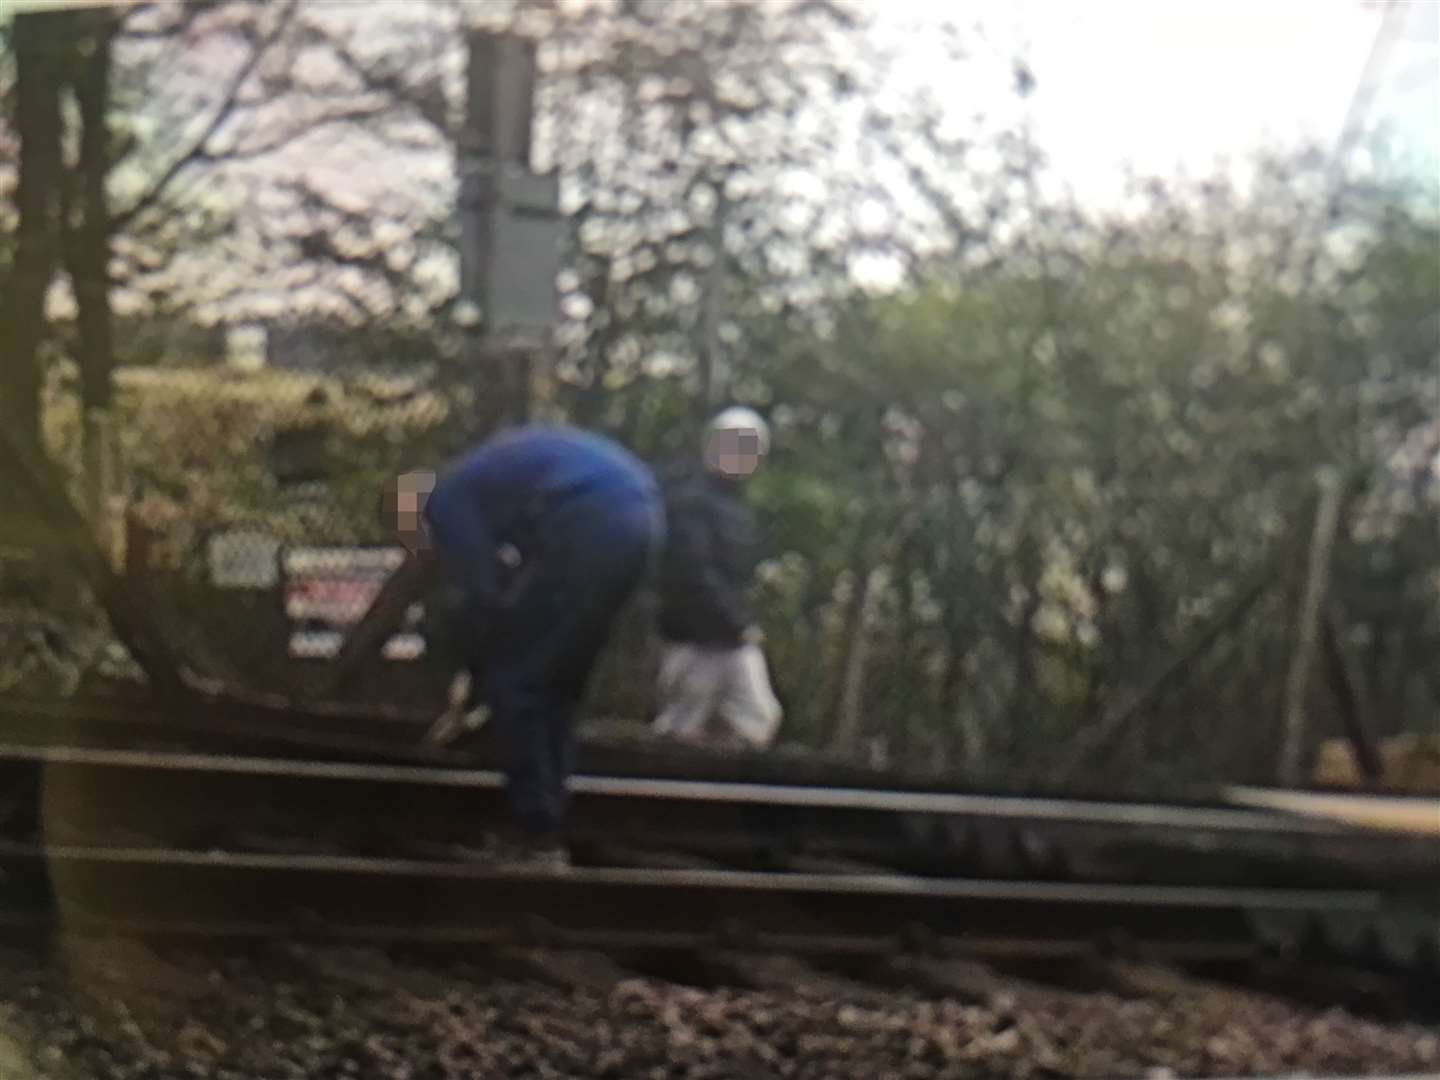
top-left (477, 490), bottom-right (660, 837)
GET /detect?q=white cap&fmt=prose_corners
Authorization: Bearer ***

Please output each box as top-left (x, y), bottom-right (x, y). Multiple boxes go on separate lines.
top-left (707, 406), bottom-right (771, 456)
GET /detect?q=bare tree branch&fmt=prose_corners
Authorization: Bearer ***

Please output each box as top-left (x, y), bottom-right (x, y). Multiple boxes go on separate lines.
top-left (199, 104), bottom-right (394, 163)
top-left (111, 0), bottom-right (299, 233)
top-left (309, 25), bottom-right (453, 139)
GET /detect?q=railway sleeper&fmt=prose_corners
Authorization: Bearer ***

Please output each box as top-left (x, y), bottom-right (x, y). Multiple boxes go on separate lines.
top-left (1245, 903), bottom-right (1440, 977)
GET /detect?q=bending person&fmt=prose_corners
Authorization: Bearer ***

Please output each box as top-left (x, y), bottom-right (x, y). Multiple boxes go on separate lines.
top-left (382, 425), bottom-right (662, 869)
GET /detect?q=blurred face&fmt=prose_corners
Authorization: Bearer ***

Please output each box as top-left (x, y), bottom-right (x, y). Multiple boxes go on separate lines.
top-left (388, 471), bottom-right (435, 552)
top-left (705, 427), bottom-right (764, 479)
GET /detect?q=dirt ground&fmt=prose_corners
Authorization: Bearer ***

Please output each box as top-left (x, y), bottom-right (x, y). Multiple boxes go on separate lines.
top-left (0, 937), bottom-right (1435, 1079)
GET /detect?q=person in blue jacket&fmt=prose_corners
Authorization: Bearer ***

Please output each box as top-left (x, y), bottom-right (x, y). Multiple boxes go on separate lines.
top-left (382, 425), bottom-right (662, 870)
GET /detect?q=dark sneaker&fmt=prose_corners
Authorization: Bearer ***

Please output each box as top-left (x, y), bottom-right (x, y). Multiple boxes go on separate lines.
top-left (493, 831), bottom-right (571, 873)
top-left (505, 843), bottom-right (570, 873)
top-left (414, 831), bottom-right (570, 872)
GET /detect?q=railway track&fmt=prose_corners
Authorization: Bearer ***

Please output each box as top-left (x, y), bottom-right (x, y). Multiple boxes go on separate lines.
top-left (5, 741), bottom-right (1438, 886)
top-left (0, 840), bottom-right (1393, 955)
top-left (16, 690), bottom-right (1428, 802)
top-left (0, 737), bottom-right (1435, 977)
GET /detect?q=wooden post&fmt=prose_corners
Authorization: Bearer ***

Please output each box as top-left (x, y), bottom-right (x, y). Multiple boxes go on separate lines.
top-left (831, 565), bottom-right (879, 757)
top-left (1278, 469), bottom-right (1344, 787)
top-left (1322, 599), bottom-right (1383, 784)
top-left (315, 548), bottom-right (436, 701)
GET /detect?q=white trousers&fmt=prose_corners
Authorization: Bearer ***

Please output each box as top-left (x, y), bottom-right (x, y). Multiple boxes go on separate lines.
top-left (653, 643), bottom-right (782, 749)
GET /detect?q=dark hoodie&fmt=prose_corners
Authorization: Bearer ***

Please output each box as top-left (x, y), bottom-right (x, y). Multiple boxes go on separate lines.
top-left (655, 458), bottom-right (759, 647)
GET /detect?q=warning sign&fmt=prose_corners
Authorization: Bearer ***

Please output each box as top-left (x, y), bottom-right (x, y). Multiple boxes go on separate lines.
top-left (282, 546), bottom-right (423, 660)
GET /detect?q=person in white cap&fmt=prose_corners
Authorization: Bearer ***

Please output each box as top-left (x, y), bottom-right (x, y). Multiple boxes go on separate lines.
top-left (652, 406), bottom-right (783, 750)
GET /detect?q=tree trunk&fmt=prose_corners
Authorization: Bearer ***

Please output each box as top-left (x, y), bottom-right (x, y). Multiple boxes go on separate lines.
top-left (826, 529), bottom-right (874, 756)
top-left (1322, 600), bottom-right (1383, 784)
top-left (0, 418), bottom-right (190, 698)
top-left (1278, 470), bottom-right (1344, 787)
top-left (1005, 537), bottom-right (1043, 757)
top-left (66, 18), bottom-right (118, 521)
top-left (1, 13), bottom-right (67, 458)
top-left (830, 563), bottom-right (878, 758)
top-left (891, 539), bottom-right (919, 765)
top-left (1079, 561), bottom-right (1110, 724)
top-left (936, 592), bottom-right (990, 771)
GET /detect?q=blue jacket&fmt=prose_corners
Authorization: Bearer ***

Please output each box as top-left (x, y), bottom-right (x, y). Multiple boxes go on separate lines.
top-left (423, 425), bottom-right (657, 607)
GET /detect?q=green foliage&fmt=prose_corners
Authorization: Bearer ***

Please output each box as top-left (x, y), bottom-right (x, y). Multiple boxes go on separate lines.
top-left (43, 365), bottom-right (459, 567)
top-left (713, 164), bottom-right (1439, 788)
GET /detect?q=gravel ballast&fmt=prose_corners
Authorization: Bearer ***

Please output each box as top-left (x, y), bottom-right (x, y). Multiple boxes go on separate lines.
top-left (0, 938), bottom-right (1434, 1079)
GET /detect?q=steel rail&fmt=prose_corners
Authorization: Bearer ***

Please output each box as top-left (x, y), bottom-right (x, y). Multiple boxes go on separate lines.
top-left (0, 741), bottom-right (1397, 837)
top-left (0, 910), bottom-right (1265, 962)
top-left (12, 842), bottom-right (1390, 906)
top-left (3, 841), bottom-right (1389, 954)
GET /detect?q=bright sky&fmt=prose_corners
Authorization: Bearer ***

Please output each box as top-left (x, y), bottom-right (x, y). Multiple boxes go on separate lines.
top-left (261, 1), bottom-right (1437, 210)
top-left (883, 0), bottom-right (1439, 205)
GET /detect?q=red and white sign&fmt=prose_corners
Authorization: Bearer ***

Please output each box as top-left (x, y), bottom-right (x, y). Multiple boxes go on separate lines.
top-left (282, 546), bottom-right (424, 661)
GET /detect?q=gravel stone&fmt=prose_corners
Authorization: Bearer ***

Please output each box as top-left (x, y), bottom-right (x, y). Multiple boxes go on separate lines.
top-left (0, 940), bottom-right (1433, 1079)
